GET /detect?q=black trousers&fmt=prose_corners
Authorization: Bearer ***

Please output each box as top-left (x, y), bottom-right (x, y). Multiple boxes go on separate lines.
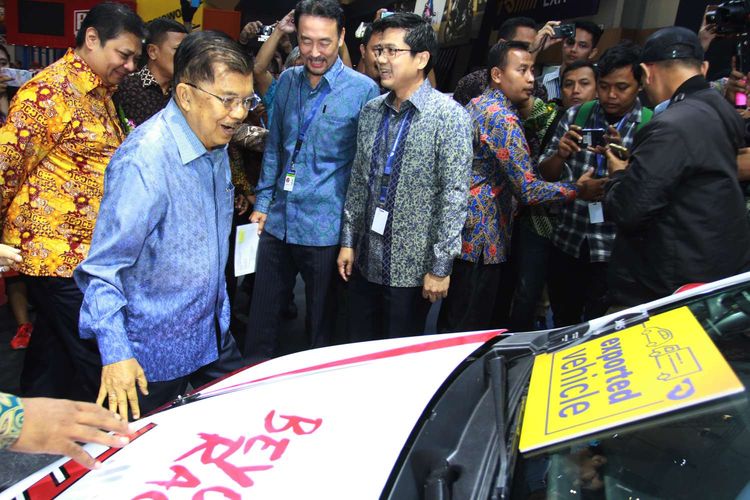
top-left (548, 243), bottom-right (610, 327)
top-left (347, 269), bottom-right (431, 342)
top-left (437, 258), bottom-right (503, 333)
top-left (21, 276), bottom-right (101, 401)
top-left (244, 232), bottom-right (339, 363)
top-left (137, 330), bottom-right (244, 417)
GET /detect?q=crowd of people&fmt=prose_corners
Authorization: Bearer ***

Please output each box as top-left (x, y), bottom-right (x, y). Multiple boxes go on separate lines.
top-left (1, 0), bottom-right (749, 467)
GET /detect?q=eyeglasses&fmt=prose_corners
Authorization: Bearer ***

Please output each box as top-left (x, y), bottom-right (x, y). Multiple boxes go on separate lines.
top-left (373, 46), bottom-right (417, 59)
top-left (184, 82), bottom-right (262, 111)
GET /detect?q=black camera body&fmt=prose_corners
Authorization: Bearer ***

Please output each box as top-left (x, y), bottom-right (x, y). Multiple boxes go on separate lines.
top-left (552, 23), bottom-right (575, 40)
top-left (706, 0), bottom-right (750, 35)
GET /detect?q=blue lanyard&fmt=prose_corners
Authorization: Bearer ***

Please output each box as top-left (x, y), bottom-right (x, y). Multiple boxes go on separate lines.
top-left (378, 109), bottom-right (414, 205)
top-left (288, 80), bottom-right (332, 173)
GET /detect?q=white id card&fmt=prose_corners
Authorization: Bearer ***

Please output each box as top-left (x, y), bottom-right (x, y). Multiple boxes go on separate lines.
top-left (283, 173), bottom-right (296, 192)
top-left (371, 207), bottom-right (389, 235)
top-left (588, 202), bottom-right (604, 224)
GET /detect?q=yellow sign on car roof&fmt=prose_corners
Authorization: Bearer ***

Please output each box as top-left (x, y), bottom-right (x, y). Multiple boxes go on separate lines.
top-left (519, 307), bottom-right (745, 453)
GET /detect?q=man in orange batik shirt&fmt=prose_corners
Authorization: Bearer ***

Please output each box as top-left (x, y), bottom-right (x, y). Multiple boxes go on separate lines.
top-left (0, 3), bottom-right (146, 401)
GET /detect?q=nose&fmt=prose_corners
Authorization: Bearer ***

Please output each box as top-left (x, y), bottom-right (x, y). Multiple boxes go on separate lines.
top-left (375, 50), bottom-right (388, 66)
top-left (229, 103), bottom-right (247, 121)
top-left (124, 57), bottom-right (137, 73)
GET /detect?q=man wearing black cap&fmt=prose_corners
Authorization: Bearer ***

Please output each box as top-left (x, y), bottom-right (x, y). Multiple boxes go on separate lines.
top-left (604, 27), bottom-right (750, 307)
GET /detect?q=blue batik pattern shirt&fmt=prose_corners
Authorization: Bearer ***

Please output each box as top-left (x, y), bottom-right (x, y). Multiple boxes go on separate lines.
top-left (75, 99), bottom-right (234, 382)
top-left (254, 57), bottom-right (380, 246)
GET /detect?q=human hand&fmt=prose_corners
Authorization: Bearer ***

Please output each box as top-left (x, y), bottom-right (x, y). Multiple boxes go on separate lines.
top-left (12, 398), bottom-right (133, 469)
top-left (0, 73), bottom-right (11, 93)
top-left (604, 147), bottom-right (628, 175)
top-left (0, 244), bottom-right (22, 271)
top-left (277, 10), bottom-right (295, 34)
top-left (556, 125), bottom-right (583, 159)
top-left (531, 20), bottom-right (562, 52)
top-left (250, 211), bottom-right (267, 234)
top-left (235, 193), bottom-right (250, 215)
top-left (726, 57), bottom-right (749, 106)
top-left (97, 358), bottom-right (148, 421)
top-left (240, 21), bottom-right (264, 44)
top-left (423, 273), bottom-right (450, 303)
top-left (337, 247), bottom-right (354, 282)
top-left (591, 125), bottom-right (622, 155)
top-left (699, 5), bottom-right (719, 52)
top-left (576, 168), bottom-right (608, 201)
top-left (375, 8), bottom-right (388, 21)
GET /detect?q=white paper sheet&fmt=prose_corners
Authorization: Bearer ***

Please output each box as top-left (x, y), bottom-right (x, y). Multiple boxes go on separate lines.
top-left (234, 223), bottom-right (260, 276)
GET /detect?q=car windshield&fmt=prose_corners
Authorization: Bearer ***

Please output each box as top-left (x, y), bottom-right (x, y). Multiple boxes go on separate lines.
top-left (511, 282), bottom-right (750, 500)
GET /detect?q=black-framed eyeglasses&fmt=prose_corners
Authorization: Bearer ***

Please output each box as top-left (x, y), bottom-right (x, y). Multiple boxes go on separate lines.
top-left (184, 82), bottom-right (262, 111)
top-left (373, 46), bottom-right (417, 58)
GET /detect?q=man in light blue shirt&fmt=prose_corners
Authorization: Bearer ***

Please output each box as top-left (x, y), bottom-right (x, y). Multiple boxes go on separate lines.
top-left (246, 0), bottom-right (379, 362)
top-left (75, 32), bottom-right (257, 420)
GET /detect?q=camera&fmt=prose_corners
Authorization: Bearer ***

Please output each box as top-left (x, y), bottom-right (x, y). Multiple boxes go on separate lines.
top-left (706, 0), bottom-right (750, 35)
top-left (552, 23), bottom-right (575, 40)
top-left (258, 25), bottom-right (274, 41)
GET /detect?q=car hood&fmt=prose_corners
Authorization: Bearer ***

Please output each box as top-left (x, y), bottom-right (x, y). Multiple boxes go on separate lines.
top-left (3, 330), bottom-right (502, 500)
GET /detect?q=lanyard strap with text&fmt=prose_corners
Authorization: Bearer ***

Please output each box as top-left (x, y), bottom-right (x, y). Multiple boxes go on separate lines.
top-left (378, 109), bottom-right (414, 205)
top-left (288, 82), bottom-right (332, 173)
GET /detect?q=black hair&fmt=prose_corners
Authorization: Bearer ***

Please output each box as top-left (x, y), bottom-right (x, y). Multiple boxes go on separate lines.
top-left (561, 59), bottom-right (598, 80)
top-left (0, 45), bottom-right (10, 64)
top-left (146, 18), bottom-right (188, 47)
top-left (574, 20), bottom-right (603, 48)
top-left (654, 57), bottom-right (703, 71)
top-left (173, 30), bottom-right (252, 86)
top-left (75, 2), bottom-right (147, 49)
top-left (294, 0), bottom-right (345, 34)
top-left (597, 40), bottom-right (643, 81)
top-left (372, 12), bottom-right (438, 75)
top-left (497, 17), bottom-right (537, 41)
top-left (486, 40), bottom-right (530, 79)
top-left (361, 24), bottom-right (375, 46)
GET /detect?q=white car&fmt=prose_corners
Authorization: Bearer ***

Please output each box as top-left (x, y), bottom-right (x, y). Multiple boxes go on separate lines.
top-left (3, 272), bottom-right (750, 499)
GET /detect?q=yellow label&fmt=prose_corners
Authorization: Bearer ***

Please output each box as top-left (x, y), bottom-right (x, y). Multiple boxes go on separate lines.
top-left (519, 307), bottom-right (745, 453)
top-left (136, 0), bottom-right (204, 28)
top-left (237, 227), bottom-right (245, 245)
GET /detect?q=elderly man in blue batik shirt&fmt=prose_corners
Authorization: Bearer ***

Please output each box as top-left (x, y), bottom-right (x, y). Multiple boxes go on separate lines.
top-left (245, 0), bottom-right (379, 363)
top-left (75, 32), bottom-right (256, 421)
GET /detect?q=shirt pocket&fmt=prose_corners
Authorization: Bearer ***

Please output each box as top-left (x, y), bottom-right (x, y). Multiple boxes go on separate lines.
top-left (313, 115), bottom-right (357, 164)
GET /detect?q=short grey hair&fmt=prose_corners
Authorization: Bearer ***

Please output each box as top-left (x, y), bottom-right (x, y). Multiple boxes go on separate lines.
top-left (173, 30), bottom-right (252, 86)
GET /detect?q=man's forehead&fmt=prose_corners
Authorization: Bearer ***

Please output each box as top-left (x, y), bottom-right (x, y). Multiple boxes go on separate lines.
top-left (574, 28), bottom-right (593, 43)
top-left (507, 48), bottom-right (532, 65)
top-left (512, 26), bottom-right (536, 44)
top-left (380, 27), bottom-right (409, 45)
top-left (366, 31), bottom-right (384, 49)
top-left (565, 67), bottom-right (595, 81)
top-left (599, 66), bottom-right (636, 84)
top-left (103, 32), bottom-right (142, 50)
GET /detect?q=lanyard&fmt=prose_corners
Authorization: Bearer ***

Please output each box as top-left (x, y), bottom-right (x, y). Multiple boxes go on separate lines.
top-left (288, 80), bottom-right (332, 173)
top-left (378, 108), bottom-right (414, 205)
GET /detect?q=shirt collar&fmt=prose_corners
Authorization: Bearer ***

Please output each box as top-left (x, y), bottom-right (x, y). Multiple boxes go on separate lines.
top-left (137, 65), bottom-right (167, 92)
top-left (300, 57), bottom-right (345, 90)
top-left (483, 86), bottom-right (517, 114)
top-left (671, 74), bottom-right (710, 104)
top-left (384, 78), bottom-right (432, 113)
top-left (64, 49), bottom-right (111, 97)
top-left (163, 98), bottom-right (226, 165)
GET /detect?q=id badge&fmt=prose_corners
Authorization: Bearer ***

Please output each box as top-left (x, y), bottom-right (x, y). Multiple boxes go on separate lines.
top-left (588, 202), bottom-right (604, 224)
top-left (283, 173), bottom-right (296, 192)
top-left (371, 207), bottom-right (389, 235)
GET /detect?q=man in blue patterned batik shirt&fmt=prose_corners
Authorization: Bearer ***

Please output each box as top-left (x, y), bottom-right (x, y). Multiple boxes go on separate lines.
top-left (338, 13), bottom-right (473, 341)
top-left (439, 41), bottom-right (591, 334)
top-left (76, 32), bottom-right (253, 420)
top-left (246, 0), bottom-right (379, 363)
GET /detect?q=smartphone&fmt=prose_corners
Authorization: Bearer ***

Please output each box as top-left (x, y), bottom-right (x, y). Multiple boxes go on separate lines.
top-left (579, 128), bottom-right (607, 148)
top-left (609, 143), bottom-right (629, 160)
top-left (2, 68), bottom-right (34, 88)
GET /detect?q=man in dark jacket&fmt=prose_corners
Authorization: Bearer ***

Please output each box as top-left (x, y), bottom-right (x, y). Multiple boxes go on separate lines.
top-left (605, 27), bottom-right (750, 307)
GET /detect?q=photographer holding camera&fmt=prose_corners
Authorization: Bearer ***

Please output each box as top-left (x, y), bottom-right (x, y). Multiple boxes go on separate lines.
top-left (541, 21), bottom-right (602, 102)
top-left (605, 27), bottom-right (750, 308)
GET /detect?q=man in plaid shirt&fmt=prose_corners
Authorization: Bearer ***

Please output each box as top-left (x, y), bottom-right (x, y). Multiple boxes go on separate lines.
top-left (538, 42), bottom-right (648, 326)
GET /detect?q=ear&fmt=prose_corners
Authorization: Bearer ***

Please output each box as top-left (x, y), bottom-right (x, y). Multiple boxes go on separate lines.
top-left (589, 48), bottom-right (598, 60)
top-left (147, 43), bottom-right (159, 61)
top-left (415, 51), bottom-right (430, 72)
top-left (639, 63), bottom-right (652, 86)
top-left (490, 66), bottom-right (503, 86)
top-left (338, 27), bottom-right (346, 48)
top-left (174, 82), bottom-right (192, 111)
top-left (359, 44), bottom-right (366, 58)
top-left (85, 27), bottom-right (100, 50)
top-left (701, 60), bottom-right (710, 77)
